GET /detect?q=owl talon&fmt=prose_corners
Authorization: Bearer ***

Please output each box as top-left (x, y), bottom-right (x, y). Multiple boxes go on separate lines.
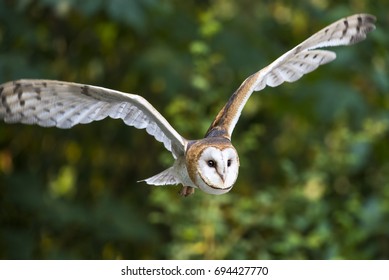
top-left (179, 186), bottom-right (195, 197)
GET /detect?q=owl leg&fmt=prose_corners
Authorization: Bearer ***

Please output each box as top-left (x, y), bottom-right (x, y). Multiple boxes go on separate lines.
top-left (179, 186), bottom-right (195, 197)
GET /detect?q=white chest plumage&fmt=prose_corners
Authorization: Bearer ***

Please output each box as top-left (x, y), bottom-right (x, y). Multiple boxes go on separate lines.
top-left (0, 14), bottom-right (376, 196)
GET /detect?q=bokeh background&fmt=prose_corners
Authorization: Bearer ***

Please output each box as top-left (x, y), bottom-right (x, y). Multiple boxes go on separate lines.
top-left (0, 0), bottom-right (388, 259)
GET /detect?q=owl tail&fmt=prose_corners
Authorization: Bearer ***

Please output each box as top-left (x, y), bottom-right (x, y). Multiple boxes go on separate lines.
top-left (139, 167), bottom-right (180, 186)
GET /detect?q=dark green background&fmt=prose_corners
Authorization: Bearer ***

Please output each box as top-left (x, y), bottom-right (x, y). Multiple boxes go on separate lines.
top-left (0, 0), bottom-right (388, 259)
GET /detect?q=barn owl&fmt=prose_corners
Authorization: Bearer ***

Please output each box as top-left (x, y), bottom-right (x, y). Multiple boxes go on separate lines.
top-left (0, 14), bottom-right (376, 196)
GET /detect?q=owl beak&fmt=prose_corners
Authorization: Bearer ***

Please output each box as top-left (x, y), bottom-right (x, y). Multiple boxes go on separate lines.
top-left (216, 167), bottom-right (226, 184)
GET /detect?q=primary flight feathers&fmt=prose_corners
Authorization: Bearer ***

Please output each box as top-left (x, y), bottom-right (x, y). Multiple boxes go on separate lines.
top-left (207, 13), bottom-right (376, 137)
top-left (0, 14), bottom-right (376, 196)
top-left (0, 81), bottom-right (186, 158)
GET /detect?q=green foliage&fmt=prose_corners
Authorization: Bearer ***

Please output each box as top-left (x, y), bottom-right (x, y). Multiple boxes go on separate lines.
top-left (0, 0), bottom-right (388, 259)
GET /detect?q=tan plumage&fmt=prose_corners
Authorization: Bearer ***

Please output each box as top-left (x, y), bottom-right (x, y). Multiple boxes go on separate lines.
top-left (0, 14), bottom-right (376, 196)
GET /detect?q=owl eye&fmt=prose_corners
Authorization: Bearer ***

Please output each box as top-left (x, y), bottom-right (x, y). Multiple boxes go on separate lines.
top-left (227, 159), bottom-right (232, 167)
top-left (207, 160), bottom-right (216, 168)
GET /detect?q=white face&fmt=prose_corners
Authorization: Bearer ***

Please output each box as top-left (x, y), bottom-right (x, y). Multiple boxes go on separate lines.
top-left (196, 147), bottom-right (239, 195)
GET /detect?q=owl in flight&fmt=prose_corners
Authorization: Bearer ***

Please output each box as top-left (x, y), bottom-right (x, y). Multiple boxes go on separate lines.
top-left (0, 14), bottom-right (376, 196)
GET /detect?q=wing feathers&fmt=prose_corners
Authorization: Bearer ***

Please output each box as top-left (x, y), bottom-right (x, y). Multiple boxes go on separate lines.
top-left (207, 14), bottom-right (376, 137)
top-left (300, 13), bottom-right (376, 50)
top-left (265, 50), bottom-right (337, 87)
top-left (0, 80), bottom-right (186, 157)
top-left (141, 166), bottom-right (180, 186)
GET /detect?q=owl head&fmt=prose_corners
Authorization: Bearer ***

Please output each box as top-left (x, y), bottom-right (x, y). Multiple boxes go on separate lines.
top-left (185, 138), bottom-right (239, 195)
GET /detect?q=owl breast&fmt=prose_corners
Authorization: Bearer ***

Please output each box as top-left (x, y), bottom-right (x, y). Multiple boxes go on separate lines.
top-left (185, 138), bottom-right (239, 195)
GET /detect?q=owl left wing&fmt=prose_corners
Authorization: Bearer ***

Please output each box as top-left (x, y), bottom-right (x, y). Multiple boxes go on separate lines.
top-left (206, 13), bottom-right (376, 138)
top-left (0, 79), bottom-right (186, 157)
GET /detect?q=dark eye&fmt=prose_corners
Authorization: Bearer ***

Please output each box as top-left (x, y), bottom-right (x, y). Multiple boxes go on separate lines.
top-left (227, 159), bottom-right (232, 167)
top-left (207, 160), bottom-right (216, 168)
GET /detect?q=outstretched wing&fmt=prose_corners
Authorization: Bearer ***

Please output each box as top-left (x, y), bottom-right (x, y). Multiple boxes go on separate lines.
top-left (206, 13), bottom-right (376, 138)
top-left (0, 79), bottom-right (186, 157)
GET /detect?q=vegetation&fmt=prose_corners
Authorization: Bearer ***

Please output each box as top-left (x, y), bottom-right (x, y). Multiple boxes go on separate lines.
top-left (0, 0), bottom-right (388, 259)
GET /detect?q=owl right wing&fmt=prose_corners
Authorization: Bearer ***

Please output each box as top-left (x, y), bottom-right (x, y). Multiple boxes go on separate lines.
top-left (206, 13), bottom-right (376, 138)
top-left (0, 79), bottom-right (187, 158)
